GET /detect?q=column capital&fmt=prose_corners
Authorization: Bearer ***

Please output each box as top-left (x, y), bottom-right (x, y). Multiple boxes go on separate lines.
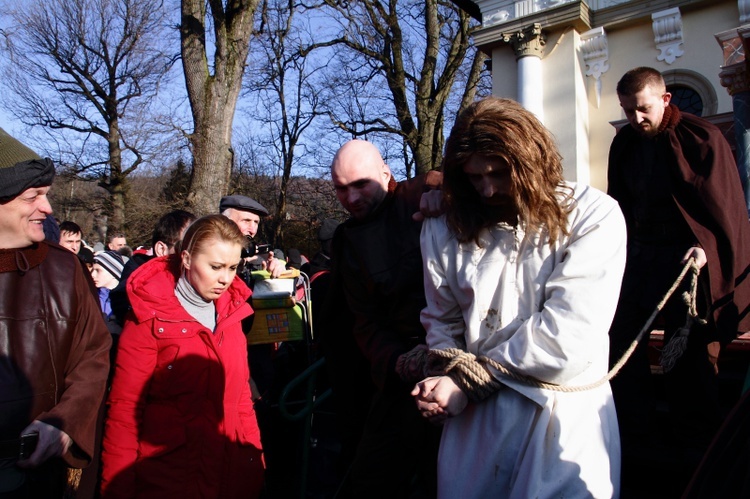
top-left (715, 26), bottom-right (750, 95)
top-left (719, 64), bottom-right (750, 95)
top-left (502, 23), bottom-right (547, 59)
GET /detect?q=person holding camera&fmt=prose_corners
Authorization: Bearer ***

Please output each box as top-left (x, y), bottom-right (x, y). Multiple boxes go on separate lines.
top-left (220, 195), bottom-right (285, 280)
top-left (220, 194), bottom-right (291, 494)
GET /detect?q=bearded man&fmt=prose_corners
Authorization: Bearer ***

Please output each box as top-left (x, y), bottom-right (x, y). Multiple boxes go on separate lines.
top-left (607, 66), bottom-right (750, 494)
top-left (412, 98), bottom-right (626, 498)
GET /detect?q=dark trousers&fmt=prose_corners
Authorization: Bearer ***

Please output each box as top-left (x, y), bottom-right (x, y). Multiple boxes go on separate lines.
top-left (338, 385), bottom-right (441, 499)
top-left (609, 276), bottom-right (721, 496)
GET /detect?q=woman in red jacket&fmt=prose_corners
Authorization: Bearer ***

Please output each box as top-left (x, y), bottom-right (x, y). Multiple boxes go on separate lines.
top-left (100, 214), bottom-right (264, 498)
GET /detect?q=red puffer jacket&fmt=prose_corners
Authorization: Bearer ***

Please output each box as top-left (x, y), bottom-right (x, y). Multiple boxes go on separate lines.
top-left (100, 256), bottom-right (264, 498)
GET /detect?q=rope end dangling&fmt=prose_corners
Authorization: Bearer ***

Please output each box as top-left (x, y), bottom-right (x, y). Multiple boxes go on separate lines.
top-left (660, 318), bottom-right (692, 372)
top-left (660, 257), bottom-right (707, 372)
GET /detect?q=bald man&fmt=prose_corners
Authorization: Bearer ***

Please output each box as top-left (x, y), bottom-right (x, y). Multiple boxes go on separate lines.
top-left (320, 139), bottom-right (442, 498)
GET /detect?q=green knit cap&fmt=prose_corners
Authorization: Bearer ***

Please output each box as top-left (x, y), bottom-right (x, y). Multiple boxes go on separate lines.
top-left (0, 127), bottom-right (55, 202)
top-left (0, 127), bottom-right (42, 168)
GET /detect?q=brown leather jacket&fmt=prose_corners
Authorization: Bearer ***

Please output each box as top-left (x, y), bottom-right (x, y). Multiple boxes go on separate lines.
top-left (0, 242), bottom-right (111, 468)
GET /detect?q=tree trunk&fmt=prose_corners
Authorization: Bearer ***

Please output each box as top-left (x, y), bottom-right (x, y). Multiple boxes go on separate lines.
top-left (107, 120), bottom-right (128, 231)
top-left (181, 0), bottom-right (259, 216)
top-left (187, 109), bottom-right (235, 216)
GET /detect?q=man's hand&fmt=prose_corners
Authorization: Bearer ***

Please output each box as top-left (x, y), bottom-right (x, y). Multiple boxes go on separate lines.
top-left (265, 253), bottom-right (287, 278)
top-left (395, 344), bottom-right (428, 384)
top-left (682, 246), bottom-right (707, 269)
top-left (411, 375), bottom-right (468, 424)
top-left (707, 341), bottom-right (721, 376)
top-left (16, 420), bottom-right (72, 469)
top-left (412, 189), bottom-right (445, 222)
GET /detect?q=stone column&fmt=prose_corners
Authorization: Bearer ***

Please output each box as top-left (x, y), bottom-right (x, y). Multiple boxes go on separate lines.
top-left (502, 23), bottom-right (546, 121)
top-left (716, 27), bottom-right (750, 216)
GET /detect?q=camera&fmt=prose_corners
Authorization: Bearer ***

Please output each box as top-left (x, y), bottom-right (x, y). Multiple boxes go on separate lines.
top-left (19, 432), bottom-right (38, 460)
top-left (241, 236), bottom-right (271, 259)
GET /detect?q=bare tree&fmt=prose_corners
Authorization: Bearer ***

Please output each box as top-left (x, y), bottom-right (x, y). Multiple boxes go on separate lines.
top-left (180, 0), bottom-right (260, 216)
top-left (1, 0), bottom-right (173, 233)
top-left (302, 0), bottom-right (488, 176)
top-left (242, 0), bottom-right (326, 246)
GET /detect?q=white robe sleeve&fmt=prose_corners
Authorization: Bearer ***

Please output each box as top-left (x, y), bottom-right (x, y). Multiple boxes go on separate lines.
top-left (420, 216), bottom-right (467, 351)
top-left (488, 187), bottom-right (627, 387)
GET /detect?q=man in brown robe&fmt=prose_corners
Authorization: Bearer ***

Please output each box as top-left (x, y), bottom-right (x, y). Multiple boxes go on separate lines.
top-left (607, 67), bottom-right (750, 496)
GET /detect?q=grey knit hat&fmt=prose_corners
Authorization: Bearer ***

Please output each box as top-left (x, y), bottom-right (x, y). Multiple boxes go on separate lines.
top-left (94, 250), bottom-right (128, 281)
top-left (0, 127), bottom-right (55, 202)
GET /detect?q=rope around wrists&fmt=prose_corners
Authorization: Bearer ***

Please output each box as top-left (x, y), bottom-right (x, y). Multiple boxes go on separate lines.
top-left (427, 258), bottom-right (703, 395)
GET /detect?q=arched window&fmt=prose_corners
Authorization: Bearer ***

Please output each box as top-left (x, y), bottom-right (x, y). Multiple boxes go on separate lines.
top-left (668, 85), bottom-right (704, 116)
top-left (663, 69), bottom-right (718, 116)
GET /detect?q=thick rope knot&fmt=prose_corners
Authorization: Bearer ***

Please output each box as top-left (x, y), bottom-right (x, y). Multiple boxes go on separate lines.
top-left (428, 347), bottom-right (607, 397)
top-left (427, 348), bottom-right (503, 403)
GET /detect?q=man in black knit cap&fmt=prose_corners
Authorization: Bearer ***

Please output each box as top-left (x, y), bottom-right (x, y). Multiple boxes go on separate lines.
top-left (0, 127), bottom-right (111, 497)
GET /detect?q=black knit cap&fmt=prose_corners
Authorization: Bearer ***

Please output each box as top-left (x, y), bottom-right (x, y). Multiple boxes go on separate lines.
top-left (318, 219), bottom-right (340, 241)
top-left (0, 127), bottom-right (55, 202)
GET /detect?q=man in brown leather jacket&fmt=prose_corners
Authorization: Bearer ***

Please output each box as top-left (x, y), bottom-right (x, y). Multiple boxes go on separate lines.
top-left (0, 127), bottom-right (111, 497)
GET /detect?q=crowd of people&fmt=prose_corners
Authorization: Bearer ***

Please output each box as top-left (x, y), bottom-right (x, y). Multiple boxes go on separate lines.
top-left (2, 65), bottom-right (750, 499)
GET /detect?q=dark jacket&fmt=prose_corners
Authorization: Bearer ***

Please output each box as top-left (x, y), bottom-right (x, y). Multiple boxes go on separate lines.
top-left (328, 171), bottom-right (442, 390)
top-left (609, 104), bottom-right (750, 343)
top-left (110, 252), bottom-right (153, 327)
top-left (0, 243), bottom-right (111, 480)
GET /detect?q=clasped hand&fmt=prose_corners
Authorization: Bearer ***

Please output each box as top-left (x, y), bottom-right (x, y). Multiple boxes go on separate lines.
top-left (411, 375), bottom-right (468, 424)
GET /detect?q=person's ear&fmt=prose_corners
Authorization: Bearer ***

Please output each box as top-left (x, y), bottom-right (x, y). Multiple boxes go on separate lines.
top-left (181, 250), bottom-right (191, 270)
top-left (662, 91), bottom-right (672, 106)
top-left (382, 163), bottom-right (392, 182)
top-left (154, 240), bottom-right (169, 257)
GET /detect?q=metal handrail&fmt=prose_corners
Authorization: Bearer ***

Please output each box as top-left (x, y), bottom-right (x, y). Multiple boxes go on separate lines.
top-left (278, 356), bottom-right (332, 498)
top-left (279, 357), bottom-right (331, 421)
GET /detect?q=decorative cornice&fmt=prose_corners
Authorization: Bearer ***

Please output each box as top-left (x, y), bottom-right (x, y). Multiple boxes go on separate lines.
top-left (652, 8), bottom-right (684, 65)
top-left (591, 0), bottom-right (711, 32)
top-left (472, 1), bottom-right (590, 51)
top-left (502, 23), bottom-right (548, 58)
top-left (580, 27), bottom-right (609, 106)
top-left (467, 0), bottom-right (713, 54)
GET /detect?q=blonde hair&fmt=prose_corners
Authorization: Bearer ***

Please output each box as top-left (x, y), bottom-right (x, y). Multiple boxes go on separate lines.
top-left (179, 214), bottom-right (247, 261)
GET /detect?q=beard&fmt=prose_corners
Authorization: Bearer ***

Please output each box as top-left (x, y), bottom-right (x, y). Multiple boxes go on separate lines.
top-left (479, 196), bottom-right (518, 225)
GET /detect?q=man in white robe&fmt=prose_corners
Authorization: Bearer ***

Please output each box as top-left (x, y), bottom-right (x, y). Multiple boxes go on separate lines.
top-left (412, 97), bottom-right (626, 499)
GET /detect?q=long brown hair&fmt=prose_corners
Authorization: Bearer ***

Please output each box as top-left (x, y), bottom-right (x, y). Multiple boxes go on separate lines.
top-left (442, 97), bottom-right (573, 245)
